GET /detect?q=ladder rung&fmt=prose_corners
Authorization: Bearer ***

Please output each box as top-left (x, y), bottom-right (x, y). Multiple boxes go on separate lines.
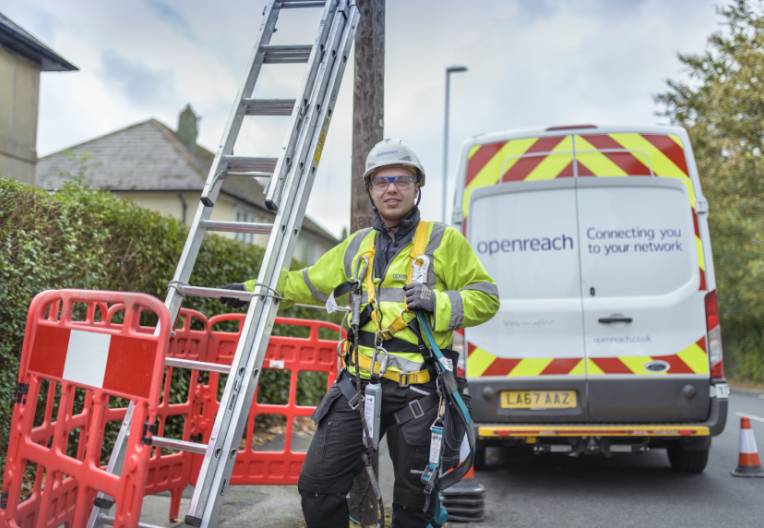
top-left (242, 98), bottom-right (296, 116)
top-left (219, 171), bottom-right (273, 179)
top-left (173, 284), bottom-right (252, 301)
top-left (201, 220), bottom-right (273, 234)
top-left (165, 357), bottom-right (232, 374)
top-left (224, 155), bottom-right (278, 174)
top-left (151, 436), bottom-right (208, 455)
top-left (262, 44), bottom-right (312, 63)
top-left (278, 0), bottom-right (326, 8)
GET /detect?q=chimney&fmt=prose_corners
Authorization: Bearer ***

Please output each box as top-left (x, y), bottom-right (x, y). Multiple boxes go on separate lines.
top-left (177, 103), bottom-right (199, 149)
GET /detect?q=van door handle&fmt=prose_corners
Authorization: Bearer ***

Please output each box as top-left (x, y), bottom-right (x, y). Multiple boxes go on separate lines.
top-left (598, 316), bottom-right (633, 324)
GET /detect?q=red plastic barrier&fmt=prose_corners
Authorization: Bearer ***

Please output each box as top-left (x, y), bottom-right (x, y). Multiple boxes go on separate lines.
top-left (0, 290), bottom-right (170, 528)
top-left (1, 289), bottom-right (343, 526)
top-left (196, 314), bottom-right (342, 485)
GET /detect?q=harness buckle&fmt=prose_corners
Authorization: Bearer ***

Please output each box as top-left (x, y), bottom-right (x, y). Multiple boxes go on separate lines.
top-left (398, 372), bottom-right (410, 387)
top-left (377, 328), bottom-right (394, 341)
top-left (347, 391), bottom-right (362, 410)
top-left (408, 398), bottom-right (425, 419)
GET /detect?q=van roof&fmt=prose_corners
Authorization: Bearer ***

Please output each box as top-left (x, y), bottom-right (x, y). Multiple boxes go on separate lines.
top-left (466, 124), bottom-right (688, 146)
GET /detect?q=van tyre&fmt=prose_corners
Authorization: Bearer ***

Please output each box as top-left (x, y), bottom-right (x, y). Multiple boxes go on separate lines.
top-left (667, 444), bottom-right (709, 473)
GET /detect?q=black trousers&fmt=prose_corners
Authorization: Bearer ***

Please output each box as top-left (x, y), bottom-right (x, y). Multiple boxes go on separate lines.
top-left (298, 374), bottom-right (440, 528)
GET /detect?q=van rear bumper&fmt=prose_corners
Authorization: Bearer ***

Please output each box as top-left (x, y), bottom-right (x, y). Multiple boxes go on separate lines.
top-left (476, 394), bottom-right (728, 440)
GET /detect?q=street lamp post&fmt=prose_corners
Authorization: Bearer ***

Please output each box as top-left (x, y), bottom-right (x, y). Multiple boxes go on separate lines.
top-left (442, 65), bottom-right (468, 224)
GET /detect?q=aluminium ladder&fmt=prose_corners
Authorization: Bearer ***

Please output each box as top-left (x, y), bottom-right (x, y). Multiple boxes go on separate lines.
top-left (88, 1), bottom-right (359, 526)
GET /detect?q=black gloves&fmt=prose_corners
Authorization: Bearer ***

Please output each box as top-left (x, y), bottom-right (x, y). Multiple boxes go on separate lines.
top-left (220, 283), bottom-right (249, 308)
top-left (403, 282), bottom-right (436, 313)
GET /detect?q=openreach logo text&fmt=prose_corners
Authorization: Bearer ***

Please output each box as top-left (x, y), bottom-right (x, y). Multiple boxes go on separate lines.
top-left (476, 234), bottom-right (574, 256)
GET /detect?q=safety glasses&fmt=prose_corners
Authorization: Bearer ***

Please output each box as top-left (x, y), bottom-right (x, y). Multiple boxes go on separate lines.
top-left (370, 174), bottom-right (417, 191)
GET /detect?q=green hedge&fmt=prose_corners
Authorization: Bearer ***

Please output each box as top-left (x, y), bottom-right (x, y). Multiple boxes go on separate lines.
top-left (0, 178), bottom-right (337, 473)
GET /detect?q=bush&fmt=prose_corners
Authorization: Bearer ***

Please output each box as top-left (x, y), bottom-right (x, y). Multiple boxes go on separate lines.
top-left (0, 178), bottom-right (337, 473)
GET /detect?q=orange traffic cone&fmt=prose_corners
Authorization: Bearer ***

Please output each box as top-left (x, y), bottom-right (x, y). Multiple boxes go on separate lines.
top-left (731, 416), bottom-right (764, 478)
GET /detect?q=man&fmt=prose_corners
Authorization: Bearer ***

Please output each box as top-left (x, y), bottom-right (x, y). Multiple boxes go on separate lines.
top-left (225, 138), bottom-right (499, 527)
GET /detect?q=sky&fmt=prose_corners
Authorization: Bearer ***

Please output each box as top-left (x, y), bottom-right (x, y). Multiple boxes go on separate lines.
top-left (1, 0), bottom-right (724, 238)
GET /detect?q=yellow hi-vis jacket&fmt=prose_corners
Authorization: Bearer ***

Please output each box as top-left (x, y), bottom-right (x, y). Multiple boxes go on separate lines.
top-left (245, 221), bottom-right (499, 380)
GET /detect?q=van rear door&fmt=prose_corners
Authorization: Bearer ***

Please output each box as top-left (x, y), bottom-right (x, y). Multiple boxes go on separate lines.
top-left (467, 178), bottom-right (587, 423)
top-left (576, 177), bottom-right (710, 421)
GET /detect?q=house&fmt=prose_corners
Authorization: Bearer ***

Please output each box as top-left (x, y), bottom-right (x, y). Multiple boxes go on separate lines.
top-left (0, 12), bottom-right (77, 184)
top-left (35, 106), bottom-right (338, 264)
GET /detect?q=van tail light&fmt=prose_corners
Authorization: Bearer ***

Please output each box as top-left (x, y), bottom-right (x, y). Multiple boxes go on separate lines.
top-left (453, 329), bottom-right (466, 377)
top-left (705, 290), bottom-right (725, 380)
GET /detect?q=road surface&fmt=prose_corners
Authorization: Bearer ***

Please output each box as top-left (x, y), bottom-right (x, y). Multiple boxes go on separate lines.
top-left (140, 389), bottom-right (764, 527)
top-left (474, 389), bottom-right (764, 528)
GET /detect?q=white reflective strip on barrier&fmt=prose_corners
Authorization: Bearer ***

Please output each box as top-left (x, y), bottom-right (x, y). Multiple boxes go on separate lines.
top-left (62, 330), bottom-right (111, 388)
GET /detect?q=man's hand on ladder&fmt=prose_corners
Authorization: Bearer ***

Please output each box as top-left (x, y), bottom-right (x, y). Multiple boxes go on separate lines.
top-left (220, 283), bottom-right (250, 308)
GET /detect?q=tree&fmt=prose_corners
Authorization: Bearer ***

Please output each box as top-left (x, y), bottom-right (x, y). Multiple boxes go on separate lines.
top-left (656, 0), bottom-right (764, 380)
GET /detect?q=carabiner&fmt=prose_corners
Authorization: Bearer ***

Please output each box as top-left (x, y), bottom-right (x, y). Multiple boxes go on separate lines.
top-left (370, 345), bottom-right (389, 378)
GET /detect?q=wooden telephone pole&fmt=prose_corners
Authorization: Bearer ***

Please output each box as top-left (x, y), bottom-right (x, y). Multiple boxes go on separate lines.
top-left (349, 0), bottom-right (384, 525)
top-left (350, 0), bottom-right (384, 232)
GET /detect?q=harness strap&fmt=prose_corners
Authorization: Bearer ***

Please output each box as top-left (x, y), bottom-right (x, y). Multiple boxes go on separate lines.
top-left (362, 221), bottom-right (433, 340)
top-left (336, 370), bottom-right (362, 410)
top-left (350, 353), bottom-right (431, 386)
top-left (357, 331), bottom-right (424, 356)
top-left (393, 393), bottom-right (439, 426)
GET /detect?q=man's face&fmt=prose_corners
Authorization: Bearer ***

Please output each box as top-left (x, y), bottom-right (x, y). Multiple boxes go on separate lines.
top-left (369, 165), bottom-right (419, 224)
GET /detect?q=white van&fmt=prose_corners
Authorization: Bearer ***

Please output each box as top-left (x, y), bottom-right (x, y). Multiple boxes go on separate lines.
top-left (452, 124), bottom-right (728, 472)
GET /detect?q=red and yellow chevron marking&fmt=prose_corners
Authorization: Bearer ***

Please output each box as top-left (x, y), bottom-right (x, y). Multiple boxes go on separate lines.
top-left (463, 131), bottom-right (706, 289)
top-left (466, 338), bottom-right (709, 378)
top-left (463, 135), bottom-right (574, 216)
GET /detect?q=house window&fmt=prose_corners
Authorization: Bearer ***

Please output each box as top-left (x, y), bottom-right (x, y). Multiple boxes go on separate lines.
top-left (234, 209), bottom-right (258, 245)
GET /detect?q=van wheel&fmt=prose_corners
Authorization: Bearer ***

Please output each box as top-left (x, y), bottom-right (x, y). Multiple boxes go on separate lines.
top-left (667, 444), bottom-right (709, 473)
top-left (474, 445), bottom-right (486, 470)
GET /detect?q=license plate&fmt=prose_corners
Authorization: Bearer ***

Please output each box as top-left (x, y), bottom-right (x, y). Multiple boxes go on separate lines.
top-left (500, 390), bottom-right (577, 409)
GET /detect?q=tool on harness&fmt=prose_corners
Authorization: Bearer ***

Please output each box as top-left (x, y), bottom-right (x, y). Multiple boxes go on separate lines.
top-left (363, 346), bottom-right (387, 449)
top-left (421, 420), bottom-right (444, 488)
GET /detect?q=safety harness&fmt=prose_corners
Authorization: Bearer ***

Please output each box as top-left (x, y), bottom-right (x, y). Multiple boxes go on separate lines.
top-left (332, 220), bottom-right (476, 527)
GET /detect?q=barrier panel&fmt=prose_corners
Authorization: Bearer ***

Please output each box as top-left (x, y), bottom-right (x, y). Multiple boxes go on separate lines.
top-left (200, 314), bottom-right (342, 485)
top-left (1, 289), bottom-right (343, 526)
top-left (0, 289), bottom-right (170, 528)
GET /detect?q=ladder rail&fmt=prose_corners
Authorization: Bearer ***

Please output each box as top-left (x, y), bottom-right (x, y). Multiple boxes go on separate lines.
top-left (165, 2), bottom-right (281, 322)
top-left (86, 402), bottom-right (135, 527)
top-left (184, 3), bottom-right (359, 526)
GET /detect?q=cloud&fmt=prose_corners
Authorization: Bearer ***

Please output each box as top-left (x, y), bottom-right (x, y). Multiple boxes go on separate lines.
top-left (2, 0), bottom-right (725, 237)
top-left (100, 50), bottom-right (176, 105)
top-left (145, 0), bottom-right (197, 42)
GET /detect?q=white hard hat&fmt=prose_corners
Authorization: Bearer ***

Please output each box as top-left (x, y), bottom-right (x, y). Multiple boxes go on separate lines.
top-left (362, 138), bottom-right (426, 187)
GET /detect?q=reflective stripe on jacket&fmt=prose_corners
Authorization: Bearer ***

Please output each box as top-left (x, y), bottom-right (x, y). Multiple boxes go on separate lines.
top-left (249, 221), bottom-right (499, 378)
